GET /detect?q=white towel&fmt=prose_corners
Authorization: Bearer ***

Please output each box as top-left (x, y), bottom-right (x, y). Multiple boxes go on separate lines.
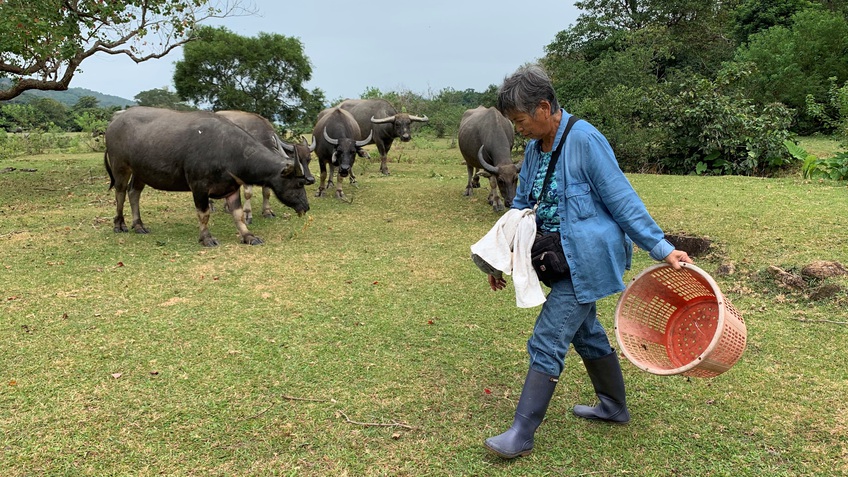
top-left (470, 208), bottom-right (546, 308)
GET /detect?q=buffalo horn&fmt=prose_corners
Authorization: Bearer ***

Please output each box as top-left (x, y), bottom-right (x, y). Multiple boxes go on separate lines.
top-left (278, 137), bottom-right (296, 153)
top-left (410, 115), bottom-right (429, 122)
top-left (370, 115), bottom-right (396, 124)
top-left (477, 145), bottom-right (499, 174)
top-left (323, 127), bottom-right (339, 146)
top-left (355, 130), bottom-right (373, 147)
top-left (302, 135), bottom-right (317, 152)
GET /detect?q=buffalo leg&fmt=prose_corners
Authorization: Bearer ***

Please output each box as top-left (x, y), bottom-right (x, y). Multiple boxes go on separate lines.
top-left (113, 182), bottom-right (129, 233)
top-left (224, 190), bottom-right (262, 245)
top-left (316, 161), bottom-right (328, 198)
top-left (127, 177), bottom-right (149, 234)
top-left (192, 191), bottom-right (219, 247)
top-left (464, 165), bottom-right (475, 197)
top-left (242, 185), bottom-right (254, 225)
top-left (377, 142), bottom-right (390, 175)
top-left (330, 164), bottom-right (345, 199)
top-left (261, 186), bottom-right (275, 218)
top-left (488, 176), bottom-right (504, 212)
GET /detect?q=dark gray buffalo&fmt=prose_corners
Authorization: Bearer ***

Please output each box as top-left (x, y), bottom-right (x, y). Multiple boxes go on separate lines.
top-left (104, 107), bottom-right (309, 246)
top-left (336, 99), bottom-right (428, 175)
top-left (216, 110), bottom-right (316, 223)
top-left (312, 107), bottom-right (372, 199)
top-left (458, 106), bottom-right (519, 212)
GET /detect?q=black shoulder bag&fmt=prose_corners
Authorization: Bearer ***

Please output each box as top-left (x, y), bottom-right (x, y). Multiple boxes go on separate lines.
top-left (531, 115), bottom-right (579, 285)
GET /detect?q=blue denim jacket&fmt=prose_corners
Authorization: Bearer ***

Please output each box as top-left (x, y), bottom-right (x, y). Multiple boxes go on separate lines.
top-left (513, 110), bottom-right (674, 304)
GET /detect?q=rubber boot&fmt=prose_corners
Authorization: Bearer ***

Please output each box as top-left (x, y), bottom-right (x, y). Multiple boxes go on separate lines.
top-left (572, 351), bottom-right (630, 423)
top-left (484, 369), bottom-right (559, 459)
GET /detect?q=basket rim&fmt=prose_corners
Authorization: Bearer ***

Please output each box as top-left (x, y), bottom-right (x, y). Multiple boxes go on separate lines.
top-left (614, 262), bottom-right (729, 376)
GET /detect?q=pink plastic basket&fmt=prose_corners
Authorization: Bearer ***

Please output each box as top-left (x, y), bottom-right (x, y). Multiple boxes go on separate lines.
top-left (614, 263), bottom-right (746, 378)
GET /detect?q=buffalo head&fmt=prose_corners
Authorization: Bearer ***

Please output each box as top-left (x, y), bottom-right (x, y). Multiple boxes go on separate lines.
top-left (371, 113), bottom-right (428, 142)
top-left (323, 128), bottom-right (373, 178)
top-left (280, 135), bottom-right (317, 185)
top-left (478, 145), bottom-right (522, 208)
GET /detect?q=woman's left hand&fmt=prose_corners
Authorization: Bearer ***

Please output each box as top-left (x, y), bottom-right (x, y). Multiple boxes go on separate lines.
top-left (664, 249), bottom-right (693, 270)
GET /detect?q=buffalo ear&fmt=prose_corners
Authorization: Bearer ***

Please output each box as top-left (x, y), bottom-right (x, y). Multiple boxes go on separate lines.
top-left (477, 170), bottom-right (492, 178)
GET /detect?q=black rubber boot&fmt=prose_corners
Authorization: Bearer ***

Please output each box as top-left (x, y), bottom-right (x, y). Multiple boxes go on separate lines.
top-left (484, 369), bottom-right (559, 459)
top-left (572, 351), bottom-right (630, 423)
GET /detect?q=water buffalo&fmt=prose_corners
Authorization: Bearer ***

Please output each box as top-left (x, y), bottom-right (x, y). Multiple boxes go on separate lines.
top-left (312, 107), bottom-right (372, 199)
top-left (104, 106), bottom-right (309, 246)
top-left (458, 106), bottom-right (519, 212)
top-left (216, 110), bottom-right (316, 224)
top-left (336, 99), bottom-right (428, 175)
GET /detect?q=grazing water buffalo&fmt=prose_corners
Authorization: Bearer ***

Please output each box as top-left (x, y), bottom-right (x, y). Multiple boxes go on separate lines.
top-left (104, 106), bottom-right (309, 246)
top-left (216, 110), bottom-right (316, 223)
top-left (336, 99), bottom-right (428, 175)
top-left (458, 106), bottom-right (519, 212)
top-left (312, 107), bottom-right (372, 199)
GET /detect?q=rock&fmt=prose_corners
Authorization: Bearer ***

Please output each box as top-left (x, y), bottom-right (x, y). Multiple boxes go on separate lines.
top-left (767, 265), bottom-right (806, 289)
top-left (715, 261), bottom-right (735, 276)
top-left (808, 284), bottom-right (843, 301)
top-left (801, 260), bottom-right (848, 279)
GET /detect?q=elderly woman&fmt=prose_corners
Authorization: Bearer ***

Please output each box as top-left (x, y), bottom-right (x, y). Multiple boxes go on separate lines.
top-left (483, 64), bottom-right (692, 459)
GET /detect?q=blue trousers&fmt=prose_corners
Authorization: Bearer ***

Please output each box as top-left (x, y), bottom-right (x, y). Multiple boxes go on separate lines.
top-left (527, 276), bottom-right (614, 376)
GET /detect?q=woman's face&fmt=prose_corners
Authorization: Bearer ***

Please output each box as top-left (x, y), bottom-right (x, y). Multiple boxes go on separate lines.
top-left (505, 100), bottom-right (554, 141)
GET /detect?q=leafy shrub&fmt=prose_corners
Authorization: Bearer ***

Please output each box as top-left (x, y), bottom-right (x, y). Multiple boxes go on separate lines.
top-left (659, 72), bottom-right (794, 176)
top-left (572, 85), bottom-right (671, 173)
top-left (787, 140), bottom-right (848, 181)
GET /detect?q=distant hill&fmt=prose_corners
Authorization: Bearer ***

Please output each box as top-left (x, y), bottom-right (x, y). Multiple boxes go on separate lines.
top-left (0, 78), bottom-right (136, 108)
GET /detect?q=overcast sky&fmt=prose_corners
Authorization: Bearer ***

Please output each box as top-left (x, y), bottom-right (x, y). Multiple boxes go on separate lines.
top-left (70, 0), bottom-right (581, 103)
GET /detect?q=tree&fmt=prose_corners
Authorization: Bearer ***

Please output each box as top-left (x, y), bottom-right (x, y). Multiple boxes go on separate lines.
top-left (0, 0), bottom-right (253, 101)
top-left (173, 26), bottom-right (321, 126)
top-left (732, 8), bottom-right (848, 132)
top-left (134, 87), bottom-right (195, 110)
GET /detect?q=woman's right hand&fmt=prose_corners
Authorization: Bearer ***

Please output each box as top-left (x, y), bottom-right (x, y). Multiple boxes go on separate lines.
top-left (488, 274), bottom-right (507, 291)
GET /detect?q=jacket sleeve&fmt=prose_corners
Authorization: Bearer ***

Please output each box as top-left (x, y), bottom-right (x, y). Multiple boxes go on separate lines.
top-left (579, 130), bottom-right (674, 261)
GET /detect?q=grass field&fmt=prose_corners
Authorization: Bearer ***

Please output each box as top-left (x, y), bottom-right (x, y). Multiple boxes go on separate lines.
top-left (1, 137), bottom-right (846, 476)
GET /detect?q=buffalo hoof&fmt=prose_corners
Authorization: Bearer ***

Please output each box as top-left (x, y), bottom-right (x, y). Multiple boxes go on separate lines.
top-left (199, 236), bottom-right (219, 247)
top-left (492, 204), bottom-right (505, 213)
top-left (315, 189), bottom-right (326, 198)
top-left (133, 226), bottom-right (150, 234)
top-left (242, 235), bottom-right (264, 245)
top-left (335, 190), bottom-right (346, 199)
top-left (113, 224), bottom-right (128, 233)
top-left (380, 167), bottom-right (390, 176)
top-left (463, 188), bottom-right (473, 197)
top-left (263, 210), bottom-right (275, 219)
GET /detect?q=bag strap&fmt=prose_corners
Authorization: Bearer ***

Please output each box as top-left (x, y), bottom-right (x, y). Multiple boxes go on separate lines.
top-left (535, 115), bottom-right (579, 208)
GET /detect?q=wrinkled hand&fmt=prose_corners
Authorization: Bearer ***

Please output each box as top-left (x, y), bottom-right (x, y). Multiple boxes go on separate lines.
top-left (488, 274), bottom-right (507, 291)
top-left (664, 249), bottom-right (694, 270)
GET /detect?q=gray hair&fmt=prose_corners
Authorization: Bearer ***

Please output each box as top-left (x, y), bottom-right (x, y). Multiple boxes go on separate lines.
top-left (496, 64), bottom-right (560, 115)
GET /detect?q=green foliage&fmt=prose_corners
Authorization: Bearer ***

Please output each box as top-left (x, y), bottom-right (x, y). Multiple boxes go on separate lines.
top-left (805, 78), bottom-right (848, 143)
top-left (788, 140), bottom-right (848, 180)
top-left (134, 87), bottom-right (195, 111)
top-left (570, 84), bottom-right (671, 173)
top-left (0, 0), bottom-right (236, 100)
top-left (174, 26), bottom-right (321, 126)
top-left (732, 8), bottom-right (848, 133)
top-left (732, 0), bottom-right (813, 44)
top-left (660, 72), bottom-right (795, 175)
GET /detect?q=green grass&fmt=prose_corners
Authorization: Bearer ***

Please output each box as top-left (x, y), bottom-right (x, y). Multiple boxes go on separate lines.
top-left (1, 138), bottom-right (847, 476)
